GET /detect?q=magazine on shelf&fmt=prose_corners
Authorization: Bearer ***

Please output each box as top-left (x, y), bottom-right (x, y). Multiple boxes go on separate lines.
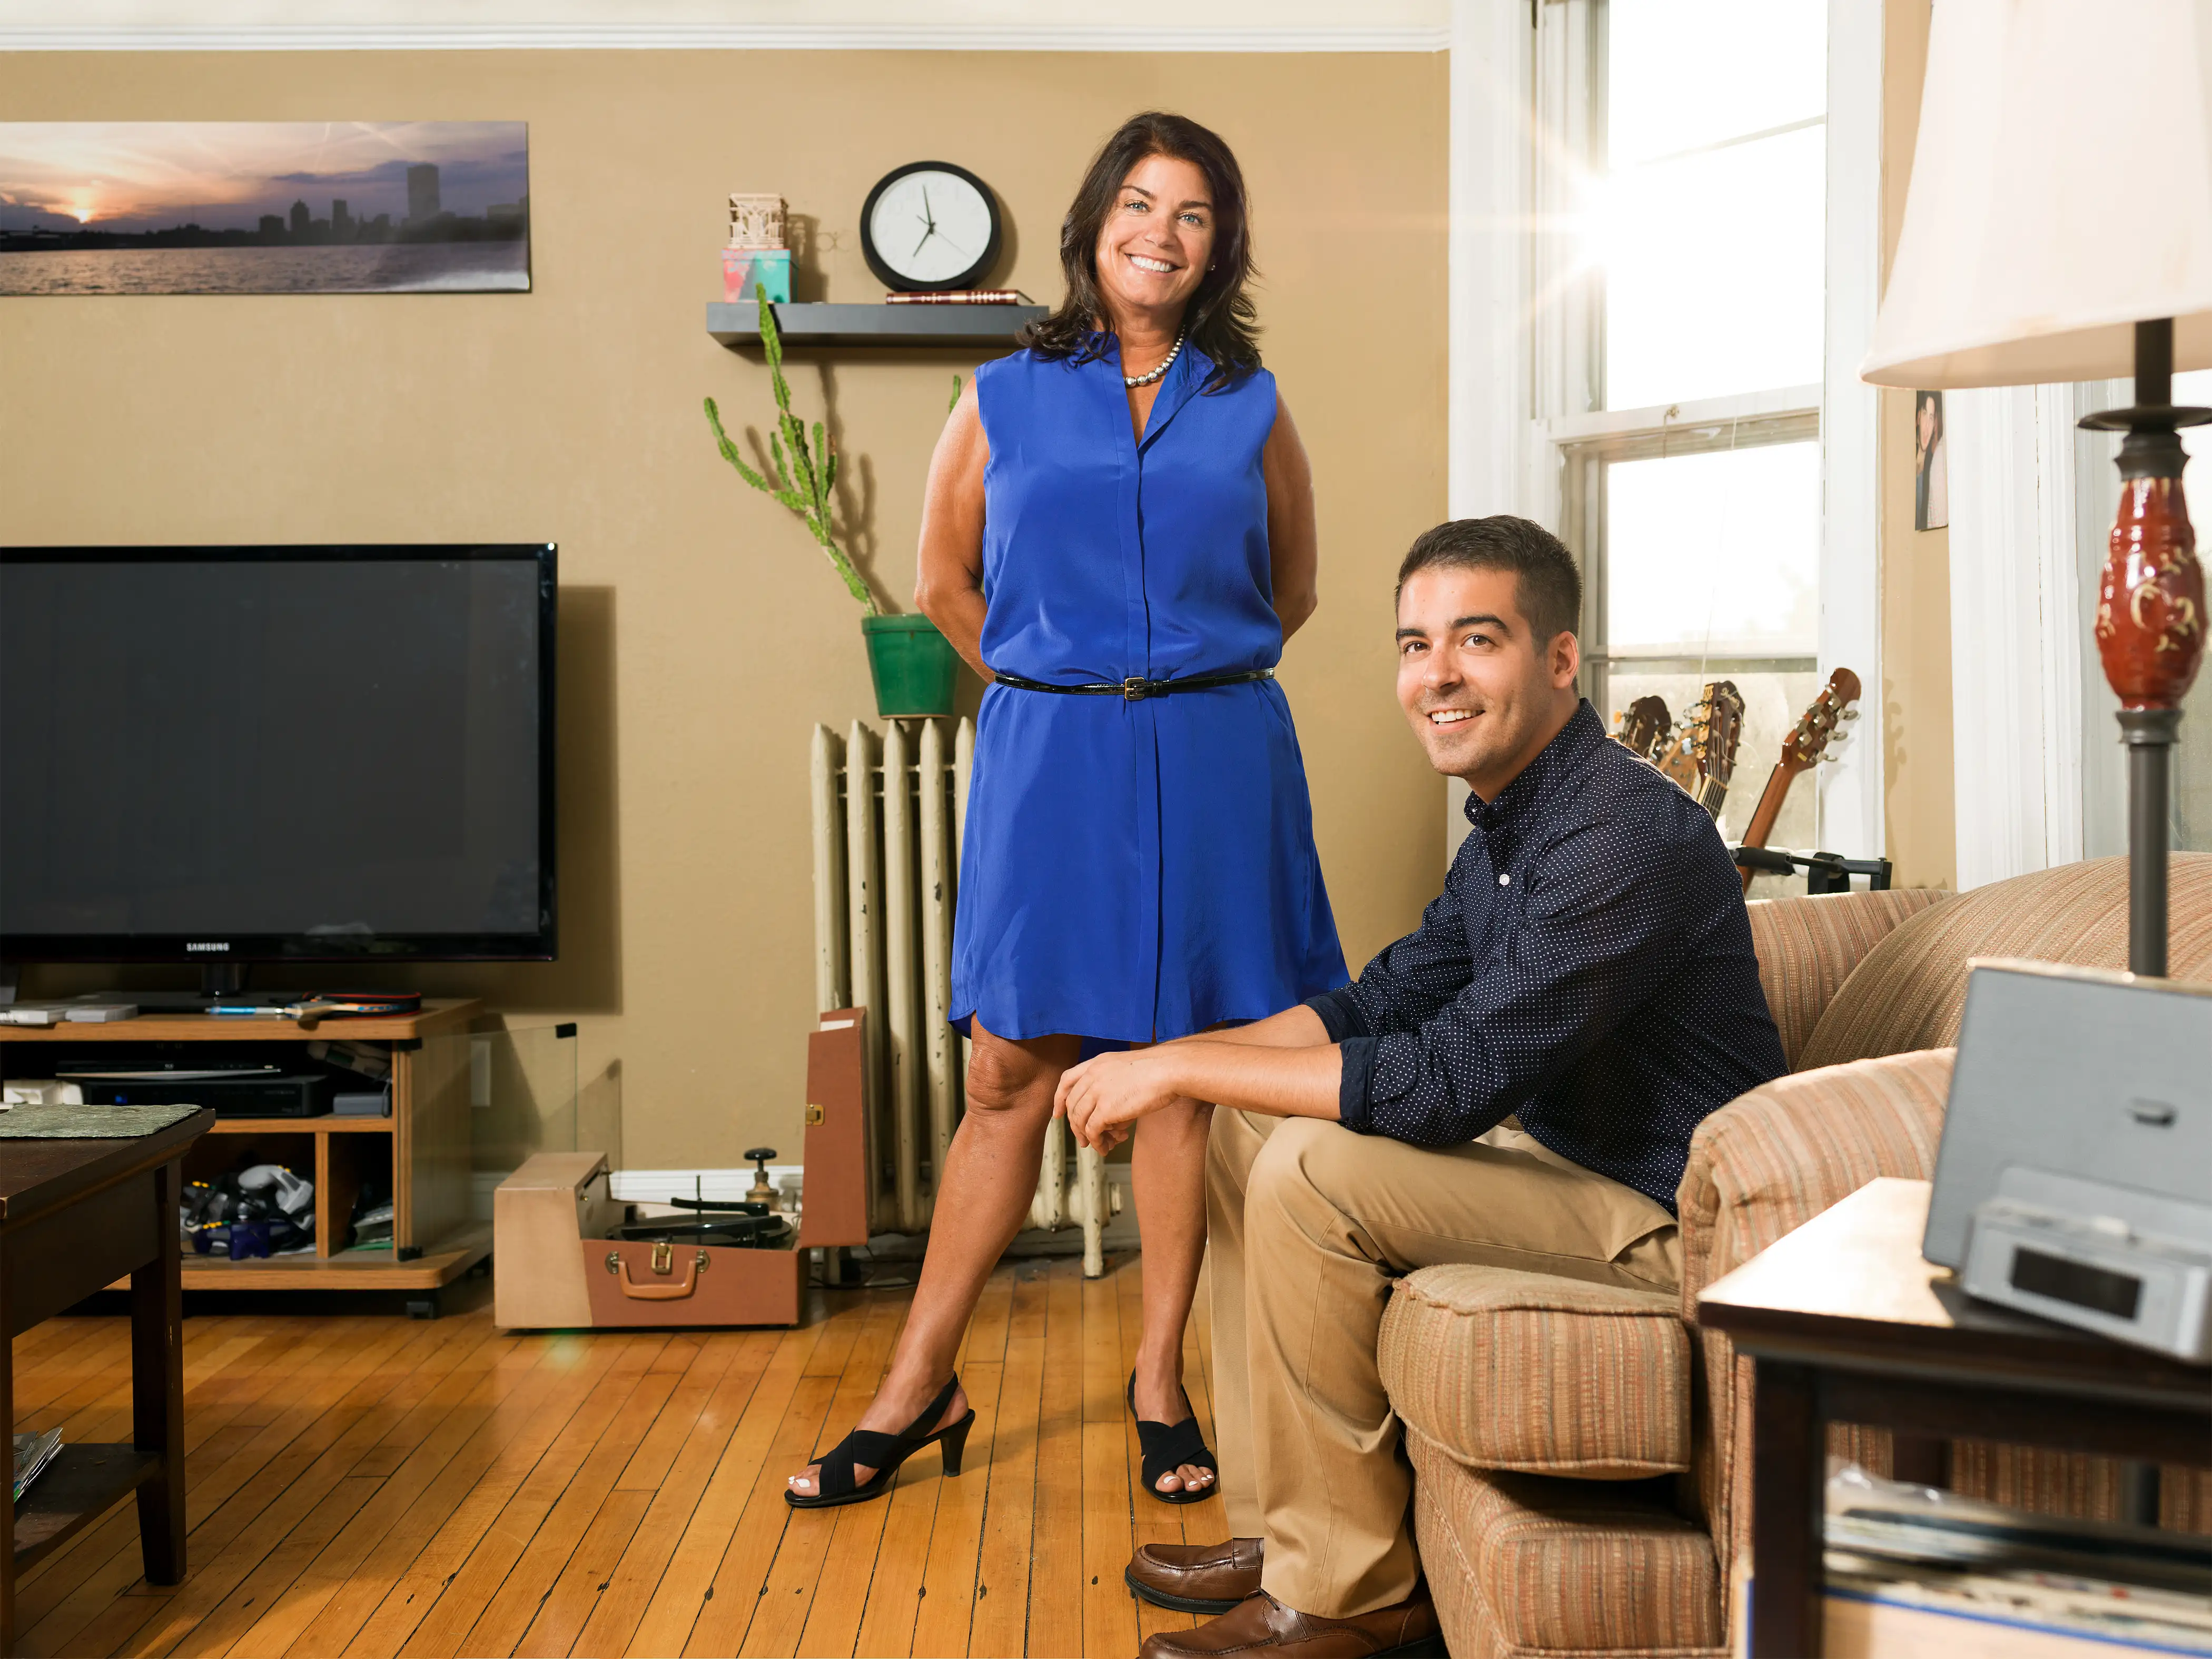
top-left (13, 1427), bottom-right (62, 1501)
top-left (1819, 1461), bottom-right (2212, 1656)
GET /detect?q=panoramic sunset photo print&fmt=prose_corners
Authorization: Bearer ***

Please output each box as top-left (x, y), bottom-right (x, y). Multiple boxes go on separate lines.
top-left (0, 120), bottom-right (531, 294)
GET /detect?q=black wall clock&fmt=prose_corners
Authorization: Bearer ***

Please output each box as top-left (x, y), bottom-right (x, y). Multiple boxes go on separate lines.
top-left (860, 161), bottom-right (1002, 293)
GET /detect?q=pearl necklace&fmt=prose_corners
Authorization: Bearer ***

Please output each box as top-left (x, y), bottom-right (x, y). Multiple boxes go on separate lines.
top-left (1123, 332), bottom-right (1185, 389)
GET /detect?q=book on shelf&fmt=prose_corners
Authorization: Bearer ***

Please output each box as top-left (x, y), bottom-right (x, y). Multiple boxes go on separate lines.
top-left (1752, 1460), bottom-right (2212, 1657)
top-left (882, 290), bottom-right (1030, 305)
top-left (14, 1427), bottom-right (62, 1501)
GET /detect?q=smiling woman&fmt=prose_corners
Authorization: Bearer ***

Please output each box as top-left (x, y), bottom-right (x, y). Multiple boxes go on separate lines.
top-left (1019, 110), bottom-right (1260, 386)
top-left (783, 110), bottom-right (1346, 1518)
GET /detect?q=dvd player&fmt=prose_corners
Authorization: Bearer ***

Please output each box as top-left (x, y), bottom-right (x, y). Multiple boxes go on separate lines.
top-left (67, 1072), bottom-right (331, 1119)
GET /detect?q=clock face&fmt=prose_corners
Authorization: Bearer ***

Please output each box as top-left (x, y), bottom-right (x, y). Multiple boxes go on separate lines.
top-left (861, 163), bottom-right (1000, 292)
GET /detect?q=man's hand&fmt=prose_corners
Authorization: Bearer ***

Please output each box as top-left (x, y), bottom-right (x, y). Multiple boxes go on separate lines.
top-left (1054, 1023), bottom-right (1346, 1151)
top-left (1055, 1048), bottom-right (1188, 1154)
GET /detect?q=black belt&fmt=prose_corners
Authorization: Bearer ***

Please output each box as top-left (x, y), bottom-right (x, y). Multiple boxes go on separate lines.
top-left (991, 667), bottom-right (1275, 700)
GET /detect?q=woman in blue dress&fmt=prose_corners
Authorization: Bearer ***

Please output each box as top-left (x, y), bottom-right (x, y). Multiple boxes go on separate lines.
top-left (787, 113), bottom-right (1345, 1509)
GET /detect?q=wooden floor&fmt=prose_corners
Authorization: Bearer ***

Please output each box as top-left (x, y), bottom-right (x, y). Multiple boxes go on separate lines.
top-left (10, 1252), bottom-right (1225, 1658)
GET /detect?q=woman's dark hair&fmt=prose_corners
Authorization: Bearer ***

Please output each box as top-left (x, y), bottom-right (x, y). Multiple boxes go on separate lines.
top-left (1018, 111), bottom-right (1260, 389)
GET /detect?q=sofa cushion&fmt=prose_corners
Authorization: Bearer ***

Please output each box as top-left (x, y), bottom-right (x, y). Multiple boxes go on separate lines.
top-left (1745, 888), bottom-right (1950, 1068)
top-left (1407, 1432), bottom-right (1725, 1657)
top-left (1381, 1266), bottom-right (1691, 1478)
top-left (1798, 852), bottom-right (2212, 1069)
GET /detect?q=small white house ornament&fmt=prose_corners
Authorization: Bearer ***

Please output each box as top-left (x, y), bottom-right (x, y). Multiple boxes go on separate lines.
top-left (727, 194), bottom-right (787, 251)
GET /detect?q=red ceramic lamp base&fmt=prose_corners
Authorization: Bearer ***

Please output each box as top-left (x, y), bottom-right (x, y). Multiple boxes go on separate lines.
top-left (2080, 320), bottom-right (2212, 983)
top-left (2096, 473), bottom-right (2205, 713)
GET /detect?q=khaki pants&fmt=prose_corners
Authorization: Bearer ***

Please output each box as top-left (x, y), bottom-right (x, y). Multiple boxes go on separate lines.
top-left (1204, 1109), bottom-right (1682, 1618)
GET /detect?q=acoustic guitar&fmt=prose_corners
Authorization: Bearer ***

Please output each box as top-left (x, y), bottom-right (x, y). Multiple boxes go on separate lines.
top-left (1610, 695), bottom-right (1673, 761)
top-left (1654, 681), bottom-right (1746, 821)
top-left (1733, 667), bottom-right (1862, 892)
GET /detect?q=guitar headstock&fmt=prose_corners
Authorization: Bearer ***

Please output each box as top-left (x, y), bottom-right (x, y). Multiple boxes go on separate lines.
top-left (1690, 680), bottom-right (1745, 811)
top-left (1655, 727), bottom-right (1699, 793)
top-left (1611, 695), bottom-right (1673, 761)
top-left (1654, 681), bottom-right (1744, 818)
top-left (1780, 667), bottom-right (1862, 771)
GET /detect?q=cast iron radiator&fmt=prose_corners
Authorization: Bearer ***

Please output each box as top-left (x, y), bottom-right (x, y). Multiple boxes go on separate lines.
top-left (809, 719), bottom-right (1111, 1275)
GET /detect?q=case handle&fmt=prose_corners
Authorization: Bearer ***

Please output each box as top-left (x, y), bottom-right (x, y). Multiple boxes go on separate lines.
top-left (603, 1246), bottom-right (711, 1300)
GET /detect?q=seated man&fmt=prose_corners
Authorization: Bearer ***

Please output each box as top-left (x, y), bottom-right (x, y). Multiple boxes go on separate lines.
top-left (1054, 515), bottom-right (1788, 1658)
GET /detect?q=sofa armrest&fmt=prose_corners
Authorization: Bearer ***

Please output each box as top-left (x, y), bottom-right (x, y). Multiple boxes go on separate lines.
top-left (1678, 1048), bottom-right (1952, 1306)
top-left (1677, 1047), bottom-right (1954, 1612)
top-left (1380, 1266), bottom-right (1691, 1479)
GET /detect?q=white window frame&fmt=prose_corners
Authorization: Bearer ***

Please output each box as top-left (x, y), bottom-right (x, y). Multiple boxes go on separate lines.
top-left (1445, 0), bottom-right (1883, 860)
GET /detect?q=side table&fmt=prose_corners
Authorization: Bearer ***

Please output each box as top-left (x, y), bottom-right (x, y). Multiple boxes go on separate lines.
top-left (1697, 1177), bottom-right (2212, 1659)
top-left (2, 1108), bottom-right (212, 1653)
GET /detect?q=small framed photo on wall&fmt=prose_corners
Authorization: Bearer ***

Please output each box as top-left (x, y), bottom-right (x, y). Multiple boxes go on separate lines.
top-left (1914, 389), bottom-right (1948, 531)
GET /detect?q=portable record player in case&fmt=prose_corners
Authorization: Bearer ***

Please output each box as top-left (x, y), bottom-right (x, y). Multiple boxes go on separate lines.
top-left (493, 1009), bottom-right (871, 1329)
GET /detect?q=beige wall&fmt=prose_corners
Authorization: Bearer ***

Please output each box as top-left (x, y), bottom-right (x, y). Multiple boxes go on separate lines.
top-left (0, 48), bottom-right (1450, 1170)
top-left (1878, 0), bottom-right (1956, 891)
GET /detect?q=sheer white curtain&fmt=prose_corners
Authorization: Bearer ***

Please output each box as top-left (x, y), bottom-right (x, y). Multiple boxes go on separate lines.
top-left (1944, 371), bottom-right (2212, 886)
top-left (1944, 383), bottom-right (2085, 887)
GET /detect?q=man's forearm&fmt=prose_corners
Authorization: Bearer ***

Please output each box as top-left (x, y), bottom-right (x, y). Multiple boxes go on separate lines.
top-left (1156, 1036), bottom-right (1343, 1121)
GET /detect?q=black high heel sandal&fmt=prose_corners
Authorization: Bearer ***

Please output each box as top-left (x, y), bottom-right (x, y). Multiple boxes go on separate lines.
top-left (1127, 1372), bottom-right (1218, 1506)
top-left (785, 1375), bottom-right (975, 1509)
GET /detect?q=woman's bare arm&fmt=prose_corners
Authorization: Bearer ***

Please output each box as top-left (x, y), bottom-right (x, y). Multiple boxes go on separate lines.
top-left (913, 380), bottom-right (992, 680)
top-left (1262, 391), bottom-right (1319, 641)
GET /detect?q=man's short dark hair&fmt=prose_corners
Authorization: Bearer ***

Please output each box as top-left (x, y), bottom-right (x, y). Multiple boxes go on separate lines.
top-left (1395, 517), bottom-right (1583, 644)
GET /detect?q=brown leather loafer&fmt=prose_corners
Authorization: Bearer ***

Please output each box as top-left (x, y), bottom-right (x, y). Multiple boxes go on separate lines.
top-left (1124, 1537), bottom-right (1263, 1614)
top-left (1135, 1588), bottom-right (1444, 1658)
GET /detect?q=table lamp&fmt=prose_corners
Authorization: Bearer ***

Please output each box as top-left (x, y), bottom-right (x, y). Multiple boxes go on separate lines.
top-left (1863, 0), bottom-right (2212, 976)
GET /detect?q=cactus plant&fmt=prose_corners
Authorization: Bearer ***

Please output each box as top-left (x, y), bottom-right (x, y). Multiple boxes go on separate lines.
top-left (706, 287), bottom-right (879, 615)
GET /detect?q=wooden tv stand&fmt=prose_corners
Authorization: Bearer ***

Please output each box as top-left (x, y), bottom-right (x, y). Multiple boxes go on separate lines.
top-left (0, 999), bottom-right (489, 1311)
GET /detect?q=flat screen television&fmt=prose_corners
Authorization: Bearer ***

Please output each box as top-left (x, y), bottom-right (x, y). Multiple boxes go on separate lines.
top-left (0, 545), bottom-right (557, 982)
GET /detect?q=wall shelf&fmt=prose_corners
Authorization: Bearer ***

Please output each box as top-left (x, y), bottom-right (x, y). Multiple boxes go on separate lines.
top-left (708, 301), bottom-right (1044, 349)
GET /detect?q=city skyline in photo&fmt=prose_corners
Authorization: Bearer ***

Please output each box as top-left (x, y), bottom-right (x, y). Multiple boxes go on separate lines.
top-left (0, 121), bottom-right (528, 235)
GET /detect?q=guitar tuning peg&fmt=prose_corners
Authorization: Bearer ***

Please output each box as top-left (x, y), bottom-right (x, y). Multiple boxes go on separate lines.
top-left (1841, 708), bottom-right (1861, 719)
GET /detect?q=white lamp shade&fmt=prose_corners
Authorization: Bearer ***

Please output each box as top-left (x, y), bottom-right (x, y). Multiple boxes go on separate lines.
top-left (1863, 0), bottom-right (2212, 390)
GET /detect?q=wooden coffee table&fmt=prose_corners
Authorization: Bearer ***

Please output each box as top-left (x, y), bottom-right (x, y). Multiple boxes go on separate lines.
top-left (1698, 1176), bottom-right (2212, 1659)
top-left (2, 1108), bottom-right (212, 1653)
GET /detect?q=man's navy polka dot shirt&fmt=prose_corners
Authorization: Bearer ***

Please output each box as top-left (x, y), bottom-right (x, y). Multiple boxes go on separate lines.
top-left (1304, 699), bottom-right (1787, 1215)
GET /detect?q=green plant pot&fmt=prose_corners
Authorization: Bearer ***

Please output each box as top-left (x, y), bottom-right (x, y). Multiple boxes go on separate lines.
top-left (861, 613), bottom-right (960, 718)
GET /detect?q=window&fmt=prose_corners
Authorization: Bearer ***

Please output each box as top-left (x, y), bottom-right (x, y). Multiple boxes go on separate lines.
top-left (1600, 0), bottom-right (1827, 410)
top-left (1534, 0), bottom-right (1830, 861)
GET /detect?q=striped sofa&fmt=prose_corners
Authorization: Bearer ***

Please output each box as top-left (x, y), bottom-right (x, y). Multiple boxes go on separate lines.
top-left (1378, 854), bottom-right (2212, 1658)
